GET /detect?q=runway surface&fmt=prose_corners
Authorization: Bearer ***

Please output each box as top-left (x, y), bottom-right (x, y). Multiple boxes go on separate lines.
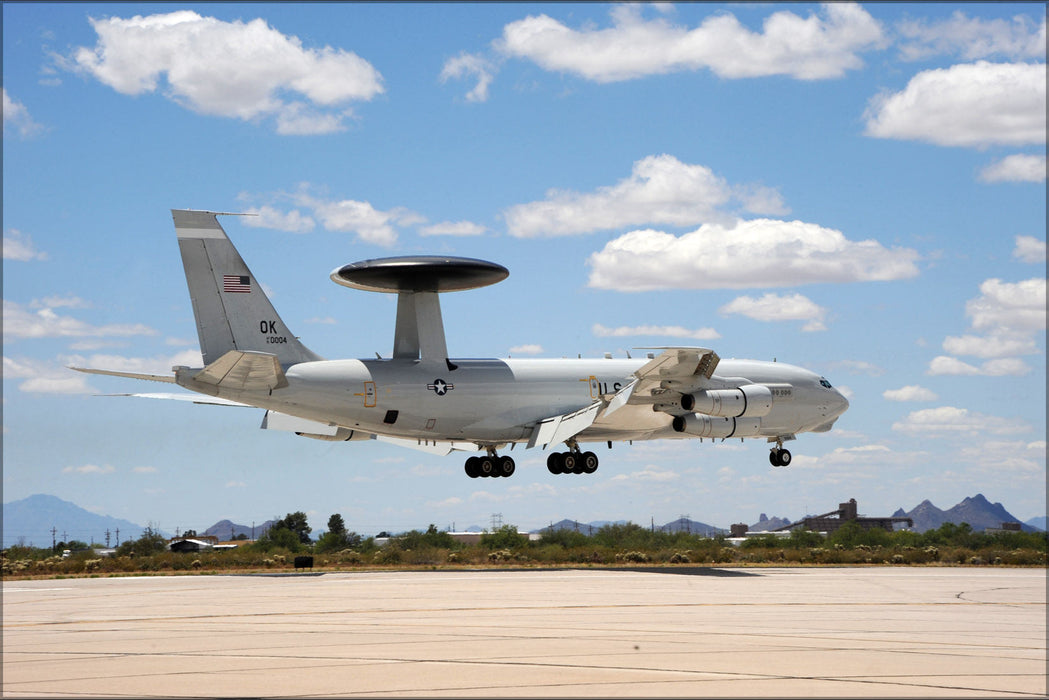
top-left (3, 567), bottom-right (1045, 697)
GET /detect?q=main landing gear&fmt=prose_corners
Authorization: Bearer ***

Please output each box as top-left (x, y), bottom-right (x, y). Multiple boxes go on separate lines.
top-left (547, 439), bottom-right (599, 475)
top-left (464, 449), bottom-right (515, 478)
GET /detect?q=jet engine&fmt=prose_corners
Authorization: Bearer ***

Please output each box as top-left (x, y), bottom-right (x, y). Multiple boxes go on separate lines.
top-left (680, 384), bottom-right (773, 418)
top-left (671, 413), bottom-right (762, 439)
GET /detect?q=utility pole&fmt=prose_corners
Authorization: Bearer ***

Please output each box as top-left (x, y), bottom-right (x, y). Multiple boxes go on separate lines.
top-left (115, 528), bottom-right (120, 546)
top-left (105, 529), bottom-right (111, 547)
top-left (51, 526), bottom-right (57, 552)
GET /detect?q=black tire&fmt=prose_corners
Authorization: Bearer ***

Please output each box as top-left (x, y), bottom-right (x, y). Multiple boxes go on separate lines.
top-left (769, 450), bottom-right (781, 467)
top-left (562, 452), bottom-right (577, 473)
top-left (465, 456), bottom-right (481, 478)
top-left (778, 449), bottom-right (792, 466)
top-left (581, 451), bottom-right (599, 473)
top-left (478, 457), bottom-right (496, 477)
top-left (547, 452), bottom-right (563, 474)
top-left (499, 456), bottom-right (516, 477)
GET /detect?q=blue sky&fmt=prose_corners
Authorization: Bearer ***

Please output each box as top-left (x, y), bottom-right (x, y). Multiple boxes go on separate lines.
top-left (3, 3), bottom-right (1045, 544)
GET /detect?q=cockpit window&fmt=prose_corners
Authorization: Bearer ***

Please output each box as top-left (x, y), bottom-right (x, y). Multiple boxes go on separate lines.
top-left (819, 377), bottom-right (833, 388)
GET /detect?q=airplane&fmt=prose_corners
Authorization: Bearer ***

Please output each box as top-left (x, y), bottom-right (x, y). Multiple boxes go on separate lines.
top-left (73, 209), bottom-right (850, 479)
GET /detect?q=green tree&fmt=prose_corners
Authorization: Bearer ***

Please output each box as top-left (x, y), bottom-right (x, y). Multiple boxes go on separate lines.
top-left (327, 514), bottom-right (347, 536)
top-left (274, 511), bottom-right (312, 544)
top-left (480, 524), bottom-right (527, 550)
top-left (116, 524), bottom-right (168, 557)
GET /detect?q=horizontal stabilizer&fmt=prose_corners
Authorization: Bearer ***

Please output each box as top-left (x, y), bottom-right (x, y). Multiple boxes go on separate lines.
top-left (193, 350), bottom-right (288, 391)
top-left (528, 402), bottom-right (602, 449)
top-left (69, 367), bottom-right (176, 383)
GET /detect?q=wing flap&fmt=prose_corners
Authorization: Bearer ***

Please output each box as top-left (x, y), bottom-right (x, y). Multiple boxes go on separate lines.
top-left (527, 402), bottom-right (602, 449)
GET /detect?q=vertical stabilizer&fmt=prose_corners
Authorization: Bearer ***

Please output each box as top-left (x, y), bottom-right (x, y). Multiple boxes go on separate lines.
top-left (173, 209), bottom-right (322, 366)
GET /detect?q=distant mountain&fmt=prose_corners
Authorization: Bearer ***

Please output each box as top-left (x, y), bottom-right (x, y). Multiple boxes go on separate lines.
top-left (895, 499), bottom-right (950, 532)
top-left (533, 519), bottom-right (630, 535)
top-left (536, 519), bottom-right (589, 534)
top-left (202, 519), bottom-right (276, 541)
top-left (1025, 516), bottom-right (1046, 532)
top-left (896, 494), bottom-right (1035, 533)
top-left (659, 517), bottom-right (725, 536)
top-left (2, 494), bottom-right (162, 548)
top-left (749, 513), bottom-right (793, 532)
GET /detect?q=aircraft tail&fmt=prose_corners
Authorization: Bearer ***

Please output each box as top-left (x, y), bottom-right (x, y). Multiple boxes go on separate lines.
top-left (173, 209), bottom-right (323, 366)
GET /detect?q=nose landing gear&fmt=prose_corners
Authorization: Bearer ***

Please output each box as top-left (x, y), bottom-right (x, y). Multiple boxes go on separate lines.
top-left (769, 439), bottom-right (792, 467)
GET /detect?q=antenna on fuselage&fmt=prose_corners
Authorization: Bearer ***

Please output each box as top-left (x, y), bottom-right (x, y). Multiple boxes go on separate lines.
top-left (330, 255), bottom-right (508, 366)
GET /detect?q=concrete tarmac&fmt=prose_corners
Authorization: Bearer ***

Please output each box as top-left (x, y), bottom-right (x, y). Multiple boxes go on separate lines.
top-left (3, 567), bottom-right (1045, 697)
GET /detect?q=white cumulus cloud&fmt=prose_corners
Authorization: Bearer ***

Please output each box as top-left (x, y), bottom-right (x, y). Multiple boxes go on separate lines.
top-left (2, 88), bottom-right (44, 138)
top-left (896, 11), bottom-right (1046, 62)
top-left (70, 11), bottom-right (383, 134)
top-left (592, 323), bottom-right (720, 341)
top-left (718, 293), bottom-right (828, 332)
top-left (892, 406), bottom-right (1030, 436)
top-left (883, 385), bottom-right (938, 402)
top-left (979, 154), bottom-right (1046, 183)
top-left (498, 3), bottom-right (885, 82)
top-left (242, 206), bottom-right (315, 233)
top-left (864, 61), bottom-right (1046, 148)
top-left (928, 355), bottom-right (1032, 377)
top-left (3, 300), bottom-right (157, 340)
top-left (1013, 235), bottom-right (1046, 263)
top-left (63, 464), bottom-right (117, 475)
top-left (504, 155), bottom-right (756, 238)
top-left (440, 51), bottom-right (497, 102)
top-left (3, 229), bottom-right (49, 261)
top-left (508, 344), bottom-right (544, 355)
top-left (419, 220), bottom-right (488, 237)
top-left (587, 219), bottom-right (920, 291)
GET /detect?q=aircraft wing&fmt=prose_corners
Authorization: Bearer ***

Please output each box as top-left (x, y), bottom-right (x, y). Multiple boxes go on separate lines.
top-left (525, 348), bottom-right (720, 448)
top-left (599, 347), bottom-right (720, 418)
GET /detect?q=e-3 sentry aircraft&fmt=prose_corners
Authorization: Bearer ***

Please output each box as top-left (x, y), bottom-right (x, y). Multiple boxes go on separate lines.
top-left (74, 210), bottom-right (849, 479)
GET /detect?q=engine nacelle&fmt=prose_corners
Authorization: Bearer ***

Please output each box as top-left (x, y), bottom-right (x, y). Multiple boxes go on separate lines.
top-left (671, 413), bottom-right (762, 438)
top-left (295, 428), bottom-right (370, 442)
top-left (680, 384), bottom-right (773, 418)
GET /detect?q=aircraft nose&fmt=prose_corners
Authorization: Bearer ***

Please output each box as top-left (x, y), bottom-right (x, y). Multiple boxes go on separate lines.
top-left (834, 390), bottom-right (850, 416)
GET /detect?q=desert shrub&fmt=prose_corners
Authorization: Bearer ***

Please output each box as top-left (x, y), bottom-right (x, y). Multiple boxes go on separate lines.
top-left (480, 525), bottom-right (528, 551)
top-left (373, 547), bottom-right (402, 565)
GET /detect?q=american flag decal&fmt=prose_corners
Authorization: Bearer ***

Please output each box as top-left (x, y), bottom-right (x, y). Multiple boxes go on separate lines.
top-left (223, 275), bottom-right (251, 293)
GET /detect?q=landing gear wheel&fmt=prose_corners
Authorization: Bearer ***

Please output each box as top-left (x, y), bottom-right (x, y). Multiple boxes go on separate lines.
top-left (562, 452), bottom-right (577, 473)
top-left (465, 456), bottom-right (481, 478)
top-left (581, 451), bottom-right (599, 473)
top-left (769, 448), bottom-right (792, 467)
top-left (498, 456), bottom-right (516, 477)
top-left (478, 456), bottom-right (496, 477)
top-left (547, 452), bottom-right (564, 474)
